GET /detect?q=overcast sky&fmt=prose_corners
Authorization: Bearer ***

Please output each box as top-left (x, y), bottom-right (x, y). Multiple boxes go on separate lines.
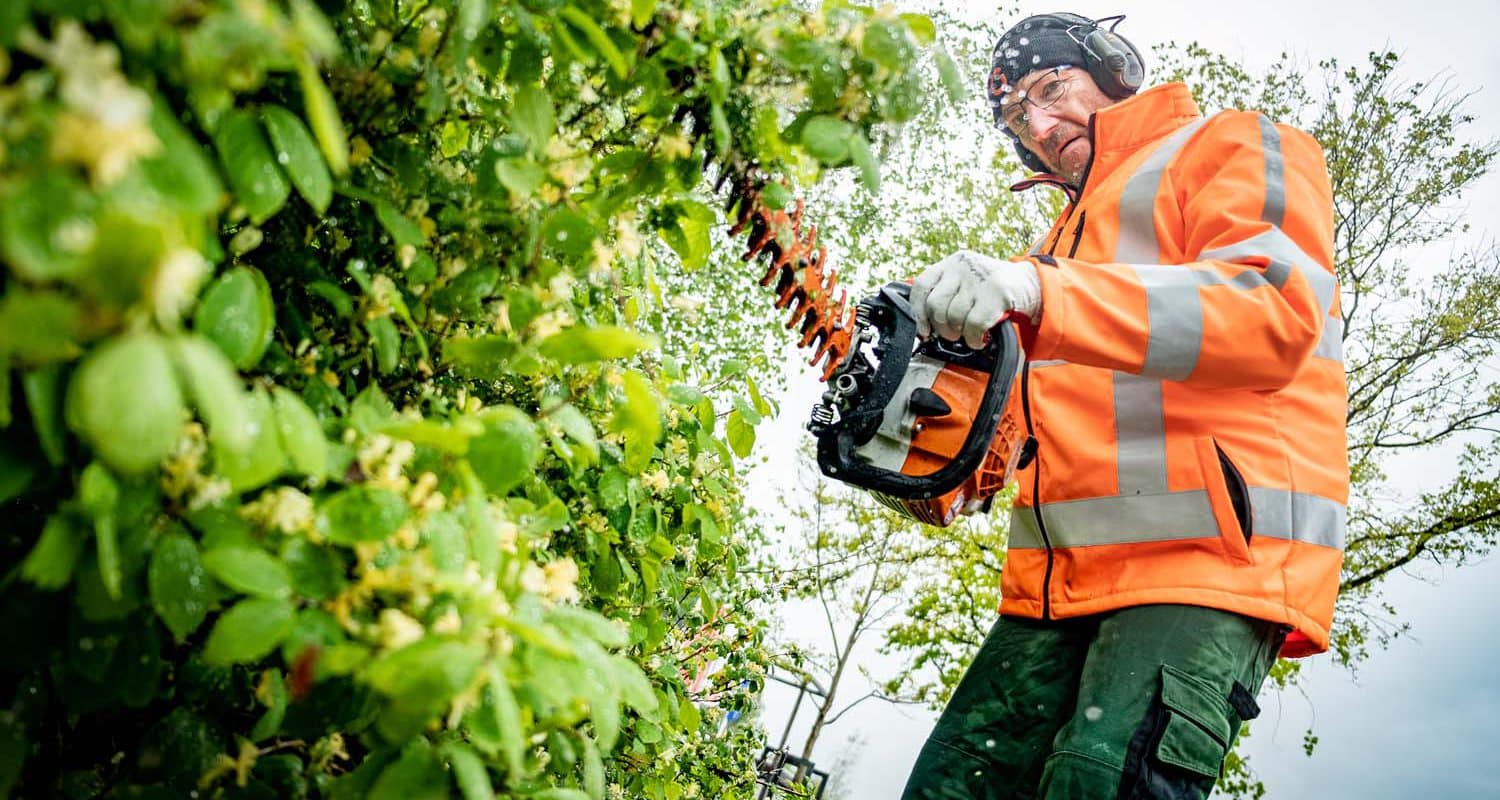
top-left (747, 2), bottom-right (1500, 798)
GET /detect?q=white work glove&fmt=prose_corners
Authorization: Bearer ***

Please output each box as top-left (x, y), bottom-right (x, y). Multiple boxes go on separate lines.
top-left (909, 250), bottom-right (1042, 348)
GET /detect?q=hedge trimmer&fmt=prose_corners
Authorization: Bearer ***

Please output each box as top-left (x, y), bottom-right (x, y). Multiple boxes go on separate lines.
top-left (721, 177), bottom-right (1030, 526)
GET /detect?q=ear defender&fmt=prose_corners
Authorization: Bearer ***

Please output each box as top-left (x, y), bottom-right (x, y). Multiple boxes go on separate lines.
top-left (1078, 18), bottom-right (1145, 98)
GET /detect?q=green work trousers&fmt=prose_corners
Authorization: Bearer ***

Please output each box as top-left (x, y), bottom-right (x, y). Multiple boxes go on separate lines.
top-left (900, 605), bottom-right (1286, 800)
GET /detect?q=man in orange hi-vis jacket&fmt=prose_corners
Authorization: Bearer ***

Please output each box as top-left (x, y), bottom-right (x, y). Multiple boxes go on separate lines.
top-left (900, 12), bottom-right (1347, 800)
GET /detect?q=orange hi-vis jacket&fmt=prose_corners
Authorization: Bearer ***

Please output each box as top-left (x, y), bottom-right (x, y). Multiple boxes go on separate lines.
top-left (1000, 82), bottom-right (1348, 657)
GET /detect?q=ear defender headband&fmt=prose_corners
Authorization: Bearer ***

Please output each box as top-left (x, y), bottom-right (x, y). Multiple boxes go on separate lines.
top-left (987, 13), bottom-right (1146, 174)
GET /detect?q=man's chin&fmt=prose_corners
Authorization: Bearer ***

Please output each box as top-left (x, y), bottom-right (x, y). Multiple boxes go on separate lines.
top-left (1059, 147), bottom-right (1091, 184)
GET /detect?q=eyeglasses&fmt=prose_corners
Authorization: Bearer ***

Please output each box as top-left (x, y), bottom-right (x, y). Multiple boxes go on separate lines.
top-left (998, 66), bottom-right (1074, 139)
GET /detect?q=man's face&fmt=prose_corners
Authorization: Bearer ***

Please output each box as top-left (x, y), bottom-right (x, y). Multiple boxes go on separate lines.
top-left (1003, 66), bottom-right (1117, 185)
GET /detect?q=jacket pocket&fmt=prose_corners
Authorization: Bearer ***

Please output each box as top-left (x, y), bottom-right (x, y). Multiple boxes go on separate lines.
top-left (1193, 436), bottom-right (1253, 565)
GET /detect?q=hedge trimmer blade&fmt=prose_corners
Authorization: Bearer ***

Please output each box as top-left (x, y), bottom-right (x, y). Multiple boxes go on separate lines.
top-left (724, 177), bottom-right (855, 382)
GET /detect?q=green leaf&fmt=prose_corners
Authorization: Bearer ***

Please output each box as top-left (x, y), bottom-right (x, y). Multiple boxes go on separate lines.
top-left (538, 325), bottom-right (655, 364)
top-left (367, 315), bottom-right (401, 373)
top-left (485, 665), bottom-right (525, 777)
top-left (318, 485), bottom-right (409, 545)
top-left (659, 201), bottom-right (715, 271)
top-left (297, 55), bottom-right (350, 175)
top-left (540, 208), bottom-right (597, 258)
top-left (22, 512), bottom-right (86, 590)
top-left (379, 417), bottom-right (481, 454)
top-left (445, 742), bottom-right (494, 800)
top-left (0, 171), bottom-right (97, 283)
top-left (548, 403), bottom-right (599, 463)
top-left (280, 538), bottom-right (347, 600)
top-left (369, 746), bottom-right (449, 800)
top-left (349, 385), bottom-right (397, 435)
top-left (373, 200), bottom-right (426, 248)
top-left (582, 735), bottom-right (605, 799)
top-left (710, 101), bottom-right (730, 160)
top-left (559, 6), bottom-right (629, 78)
top-left (0, 288), bottom-right (86, 365)
top-left (21, 364), bottom-right (67, 466)
top-left (64, 332), bottom-right (185, 475)
top-left (611, 654), bottom-right (658, 715)
top-left (849, 130), bottom-right (880, 191)
top-left (936, 47), bottom-right (967, 105)
top-left (365, 638), bottom-right (487, 699)
top-left (800, 115), bottom-right (856, 165)
top-left (440, 119), bottom-right (471, 159)
top-left (149, 530), bottom-right (215, 642)
top-left (203, 597), bottom-right (297, 665)
top-left (862, 19), bottom-right (916, 71)
top-left (213, 110), bottom-right (291, 224)
top-left (139, 99), bottom-right (224, 215)
top-left (250, 669), bottom-right (289, 740)
top-left (511, 84), bottom-right (556, 156)
top-left (534, 790), bottom-right (591, 800)
top-left (726, 409), bottom-right (755, 458)
top-left (760, 182), bottom-right (791, 210)
top-left (731, 395), bottom-right (761, 426)
top-left (442, 335), bottom-right (515, 380)
top-left (597, 468), bottom-right (630, 509)
top-left (202, 546), bottom-right (292, 599)
top-left (666, 383), bottom-right (704, 406)
top-left (212, 387), bottom-right (286, 492)
top-left (899, 12), bottom-right (936, 44)
top-left (679, 698), bottom-right (701, 732)
top-left (170, 334), bottom-right (253, 454)
top-left (630, 0), bottom-right (657, 27)
top-left (271, 386), bottom-right (329, 477)
top-left (549, 605), bottom-right (627, 649)
top-left (466, 406), bottom-right (540, 495)
top-left (612, 371), bottom-right (660, 473)
top-left (194, 265), bottom-right (276, 369)
top-left (262, 104), bottom-right (333, 214)
top-left (495, 158), bottom-right (546, 197)
top-left (746, 374), bottom-right (773, 418)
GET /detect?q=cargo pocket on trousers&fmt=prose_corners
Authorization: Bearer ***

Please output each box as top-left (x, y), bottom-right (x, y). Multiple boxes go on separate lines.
top-left (1154, 664), bottom-right (1232, 778)
top-left (1118, 664), bottom-right (1237, 800)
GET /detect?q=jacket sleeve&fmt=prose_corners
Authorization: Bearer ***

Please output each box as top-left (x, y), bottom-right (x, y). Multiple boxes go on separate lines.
top-left (1025, 111), bottom-right (1339, 391)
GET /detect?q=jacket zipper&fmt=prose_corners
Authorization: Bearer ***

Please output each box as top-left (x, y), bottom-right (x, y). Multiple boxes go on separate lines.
top-left (1066, 210), bottom-right (1087, 258)
top-left (1025, 116), bottom-right (1098, 619)
top-left (1018, 361), bottom-right (1053, 619)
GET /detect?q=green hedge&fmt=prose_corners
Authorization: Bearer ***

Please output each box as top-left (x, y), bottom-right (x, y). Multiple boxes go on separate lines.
top-left (0, 0), bottom-right (944, 797)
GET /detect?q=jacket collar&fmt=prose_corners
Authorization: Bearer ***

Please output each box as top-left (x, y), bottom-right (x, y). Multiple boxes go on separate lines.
top-left (1089, 82), bottom-right (1202, 160)
top-left (1010, 82), bottom-right (1202, 196)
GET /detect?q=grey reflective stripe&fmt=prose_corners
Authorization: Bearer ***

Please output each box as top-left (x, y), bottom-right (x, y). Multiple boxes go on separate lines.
top-left (1028, 234), bottom-right (1049, 256)
top-left (1199, 227), bottom-right (1338, 314)
top-left (852, 354), bottom-right (944, 472)
top-left (1315, 314), bottom-right (1343, 361)
top-left (1110, 119), bottom-right (1209, 496)
top-left (1030, 359), bottom-right (1068, 368)
top-left (1247, 486), bottom-right (1346, 550)
top-left (1114, 118), bottom-right (1209, 262)
top-left (1008, 487), bottom-right (1346, 551)
top-left (1258, 114), bottom-right (1286, 228)
top-left (1113, 373), bottom-right (1168, 495)
top-left (1010, 489), bottom-right (1218, 549)
top-left (1131, 264), bottom-right (1204, 381)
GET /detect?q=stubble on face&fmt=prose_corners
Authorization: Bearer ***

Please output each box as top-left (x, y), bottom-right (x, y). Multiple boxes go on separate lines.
top-left (1037, 123), bottom-right (1092, 185)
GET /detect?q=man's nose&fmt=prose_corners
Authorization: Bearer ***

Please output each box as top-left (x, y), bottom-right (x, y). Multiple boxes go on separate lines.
top-left (1026, 105), bottom-right (1060, 143)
